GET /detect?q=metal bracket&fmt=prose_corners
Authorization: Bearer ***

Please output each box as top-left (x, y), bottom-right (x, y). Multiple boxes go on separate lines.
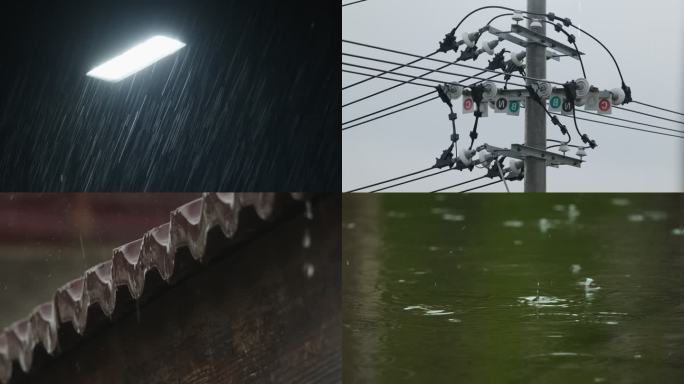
top-left (481, 143), bottom-right (583, 168)
top-left (487, 24), bottom-right (584, 61)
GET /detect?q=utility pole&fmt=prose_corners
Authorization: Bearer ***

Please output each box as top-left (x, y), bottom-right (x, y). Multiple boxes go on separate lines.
top-left (524, 0), bottom-right (547, 192)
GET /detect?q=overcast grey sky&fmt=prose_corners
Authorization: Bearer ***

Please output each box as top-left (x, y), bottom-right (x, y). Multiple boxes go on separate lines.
top-left (343, 0), bottom-right (684, 192)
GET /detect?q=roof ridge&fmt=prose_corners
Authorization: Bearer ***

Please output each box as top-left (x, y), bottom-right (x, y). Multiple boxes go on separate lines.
top-left (0, 192), bottom-right (307, 383)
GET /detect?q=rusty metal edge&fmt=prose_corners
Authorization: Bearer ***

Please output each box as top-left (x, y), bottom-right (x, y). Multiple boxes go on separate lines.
top-left (0, 192), bottom-right (310, 383)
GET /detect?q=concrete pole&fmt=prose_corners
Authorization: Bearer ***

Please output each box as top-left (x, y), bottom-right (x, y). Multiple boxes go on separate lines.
top-left (524, 0), bottom-right (547, 192)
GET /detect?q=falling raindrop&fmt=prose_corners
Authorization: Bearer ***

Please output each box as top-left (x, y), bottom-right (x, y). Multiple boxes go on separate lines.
top-left (302, 228), bottom-right (311, 249)
top-left (305, 200), bottom-right (313, 220)
top-left (302, 263), bottom-right (315, 278)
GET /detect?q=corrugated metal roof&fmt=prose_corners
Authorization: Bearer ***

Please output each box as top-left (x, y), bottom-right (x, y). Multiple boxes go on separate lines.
top-left (0, 192), bottom-right (308, 383)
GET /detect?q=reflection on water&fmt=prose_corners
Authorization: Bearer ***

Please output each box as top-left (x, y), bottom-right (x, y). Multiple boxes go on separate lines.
top-left (343, 195), bottom-right (684, 383)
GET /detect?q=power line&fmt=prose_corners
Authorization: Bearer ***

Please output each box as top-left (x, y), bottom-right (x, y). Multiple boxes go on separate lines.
top-left (342, 72), bottom-right (502, 132)
top-left (430, 175), bottom-right (489, 193)
top-left (342, 67), bottom-right (435, 89)
top-left (342, 96), bottom-right (439, 131)
top-left (344, 63), bottom-right (684, 139)
top-left (341, 61), bottom-right (454, 107)
top-left (340, 56), bottom-right (507, 108)
top-left (631, 100), bottom-right (684, 117)
top-left (614, 106), bottom-right (684, 126)
top-left (346, 166), bottom-right (435, 192)
top-left (343, 40), bottom-right (566, 86)
top-left (552, 112), bottom-right (684, 139)
top-left (371, 168), bottom-right (454, 192)
top-left (342, 53), bottom-right (527, 88)
top-left (340, 61), bottom-right (512, 109)
top-left (341, 66), bottom-right (493, 124)
top-left (342, 51), bottom-right (438, 90)
top-left (342, 0), bottom-right (367, 7)
top-left (486, 13), bottom-right (514, 26)
top-left (342, 89), bottom-right (435, 126)
top-left (340, 8), bottom-right (526, 107)
top-left (457, 179), bottom-right (503, 193)
top-left (576, 109), bottom-right (684, 135)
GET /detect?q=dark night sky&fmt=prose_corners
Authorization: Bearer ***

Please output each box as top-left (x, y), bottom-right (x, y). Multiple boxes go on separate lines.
top-left (0, 0), bottom-right (339, 191)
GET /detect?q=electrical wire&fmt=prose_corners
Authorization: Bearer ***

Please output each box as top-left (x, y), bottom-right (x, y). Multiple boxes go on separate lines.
top-left (342, 51), bottom-right (439, 90)
top-left (340, 9), bottom-right (511, 109)
top-left (431, 175), bottom-right (489, 193)
top-left (342, 53), bottom-right (527, 88)
top-left (370, 168), bottom-right (455, 192)
top-left (342, 54), bottom-right (527, 96)
top-left (457, 179), bottom-right (504, 193)
top-left (551, 112), bottom-right (684, 139)
top-left (526, 86), bottom-right (572, 144)
top-left (567, 24), bottom-right (625, 85)
top-left (339, 8), bottom-right (546, 110)
top-left (576, 109), bottom-right (684, 135)
top-left (486, 13), bottom-right (513, 26)
top-left (342, 0), bottom-right (368, 8)
top-left (570, 106), bottom-right (588, 144)
top-left (345, 64), bottom-right (684, 138)
top-left (342, 72), bottom-right (501, 132)
top-left (343, 40), bottom-right (566, 86)
top-left (342, 68), bottom-right (435, 89)
top-left (341, 38), bottom-right (562, 127)
top-left (342, 96), bottom-right (439, 131)
top-left (342, 61), bottom-right (461, 107)
top-left (430, 175), bottom-right (494, 193)
top-left (342, 89), bottom-right (435, 126)
top-left (450, 6), bottom-right (544, 34)
top-left (546, 139), bottom-right (587, 150)
top-left (345, 166), bottom-right (436, 192)
top-left (613, 106), bottom-right (684, 126)
top-left (468, 111), bottom-right (481, 150)
top-left (631, 100), bottom-right (684, 117)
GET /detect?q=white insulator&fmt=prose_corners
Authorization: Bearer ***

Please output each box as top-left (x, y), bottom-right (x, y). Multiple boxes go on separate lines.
top-left (478, 150), bottom-right (494, 163)
top-left (610, 87), bottom-right (626, 105)
top-left (530, 18), bottom-right (543, 29)
top-left (459, 149), bottom-right (476, 166)
top-left (482, 39), bottom-right (499, 55)
top-left (512, 11), bottom-right (524, 22)
top-left (482, 81), bottom-right (498, 101)
top-left (535, 82), bottom-right (552, 99)
top-left (508, 159), bottom-right (524, 178)
top-left (575, 96), bottom-right (586, 107)
top-left (575, 78), bottom-right (591, 99)
top-left (512, 51), bottom-right (526, 67)
top-left (462, 32), bottom-right (479, 48)
top-left (576, 148), bottom-right (587, 158)
top-left (444, 83), bottom-right (463, 100)
top-left (559, 144), bottom-right (570, 154)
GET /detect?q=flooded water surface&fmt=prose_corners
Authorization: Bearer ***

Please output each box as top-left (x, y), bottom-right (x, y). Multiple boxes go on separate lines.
top-left (343, 195), bottom-right (684, 383)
